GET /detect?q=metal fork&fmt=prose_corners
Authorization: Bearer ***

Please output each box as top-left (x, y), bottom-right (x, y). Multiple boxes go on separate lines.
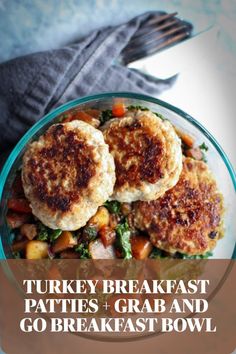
top-left (120, 12), bottom-right (193, 65)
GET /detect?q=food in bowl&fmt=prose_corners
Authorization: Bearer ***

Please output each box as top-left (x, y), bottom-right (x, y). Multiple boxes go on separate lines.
top-left (102, 110), bottom-right (182, 202)
top-left (133, 158), bottom-right (224, 256)
top-left (5, 102), bottom-right (224, 259)
top-left (22, 120), bottom-right (115, 230)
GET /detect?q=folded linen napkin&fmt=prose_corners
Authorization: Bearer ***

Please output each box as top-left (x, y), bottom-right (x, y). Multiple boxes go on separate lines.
top-left (0, 12), bottom-right (178, 167)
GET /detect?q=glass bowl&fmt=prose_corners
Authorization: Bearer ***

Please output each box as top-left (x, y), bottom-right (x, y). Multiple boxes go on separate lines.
top-left (0, 92), bottom-right (235, 259)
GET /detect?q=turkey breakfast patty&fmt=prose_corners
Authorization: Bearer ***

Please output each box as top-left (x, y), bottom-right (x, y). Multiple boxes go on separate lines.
top-left (133, 158), bottom-right (224, 256)
top-left (22, 120), bottom-right (115, 230)
top-left (102, 110), bottom-right (182, 202)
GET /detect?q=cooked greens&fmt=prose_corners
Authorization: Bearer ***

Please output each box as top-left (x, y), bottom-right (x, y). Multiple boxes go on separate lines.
top-left (149, 248), bottom-right (168, 259)
top-left (75, 243), bottom-right (91, 259)
top-left (199, 142), bottom-right (208, 163)
top-left (50, 229), bottom-right (62, 242)
top-left (82, 226), bottom-right (97, 242)
top-left (104, 200), bottom-right (121, 214)
top-left (127, 105), bottom-right (166, 120)
top-left (36, 222), bottom-right (62, 242)
top-left (176, 251), bottom-right (213, 259)
top-left (115, 219), bottom-right (132, 259)
top-left (99, 109), bottom-right (113, 125)
top-left (153, 112), bottom-right (166, 121)
top-left (12, 251), bottom-right (21, 259)
top-left (37, 223), bottom-right (49, 241)
top-left (127, 105), bottom-right (149, 111)
top-left (149, 249), bottom-right (213, 259)
top-left (9, 104), bottom-right (218, 260)
top-left (199, 142), bottom-right (209, 151)
top-left (75, 226), bottom-right (98, 259)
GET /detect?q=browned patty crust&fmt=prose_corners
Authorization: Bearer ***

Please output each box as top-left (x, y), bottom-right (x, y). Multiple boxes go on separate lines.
top-left (23, 124), bottom-right (96, 213)
top-left (133, 158), bottom-right (224, 255)
top-left (107, 119), bottom-right (164, 188)
top-left (102, 111), bottom-right (182, 202)
top-left (22, 121), bottom-right (115, 230)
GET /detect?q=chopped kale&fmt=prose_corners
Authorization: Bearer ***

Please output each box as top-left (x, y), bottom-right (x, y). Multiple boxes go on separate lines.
top-left (127, 105), bottom-right (166, 121)
top-left (201, 251), bottom-right (213, 259)
top-left (199, 142), bottom-right (208, 162)
top-left (82, 226), bottom-right (97, 242)
top-left (36, 222), bottom-right (62, 242)
top-left (153, 112), bottom-right (166, 121)
top-left (75, 243), bottom-right (91, 259)
top-left (176, 251), bottom-right (213, 259)
top-left (149, 248), bottom-right (168, 259)
top-left (199, 142), bottom-right (209, 151)
top-left (99, 109), bottom-right (113, 125)
top-left (12, 251), bottom-right (21, 259)
top-left (115, 219), bottom-right (132, 259)
top-left (149, 249), bottom-right (213, 259)
top-left (37, 222), bottom-right (49, 241)
top-left (74, 226), bottom-right (97, 259)
top-left (104, 200), bottom-right (121, 214)
top-left (49, 229), bottom-right (62, 242)
top-left (201, 154), bottom-right (208, 163)
top-left (127, 105), bottom-right (149, 111)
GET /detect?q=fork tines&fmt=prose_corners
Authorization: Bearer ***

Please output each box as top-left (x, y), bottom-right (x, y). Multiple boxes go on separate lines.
top-left (131, 12), bottom-right (178, 39)
top-left (121, 12), bottom-right (193, 65)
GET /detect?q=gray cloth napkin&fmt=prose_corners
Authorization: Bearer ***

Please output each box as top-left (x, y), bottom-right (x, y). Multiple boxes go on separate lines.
top-left (0, 12), bottom-right (176, 167)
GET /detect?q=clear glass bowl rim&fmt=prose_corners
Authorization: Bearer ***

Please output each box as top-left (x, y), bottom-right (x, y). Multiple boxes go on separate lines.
top-left (0, 92), bottom-right (235, 259)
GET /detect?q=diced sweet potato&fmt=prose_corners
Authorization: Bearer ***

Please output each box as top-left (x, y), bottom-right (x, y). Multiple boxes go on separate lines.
top-left (88, 207), bottom-right (110, 230)
top-left (89, 239), bottom-right (116, 259)
top-left (52, 231), bottom-right (77, 253)
top-left (6, 211), bottom-right (31, 229)
top-left (185, 147), bottom-right (203, 161)
top-left (131, 235), bottom-right (153, 260)
top-left (26, 241), bottom-right (48, 259)
top-left (99, 226), bottom-right (116, 248)
top-left (112, 102), bottom-right (126, 117)
top-left (175, 129), bottom-right (195, 148)
top-left (7, 198), bottom-right (32, 213)
top-left (20, 224), bottom-right (37, 240)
